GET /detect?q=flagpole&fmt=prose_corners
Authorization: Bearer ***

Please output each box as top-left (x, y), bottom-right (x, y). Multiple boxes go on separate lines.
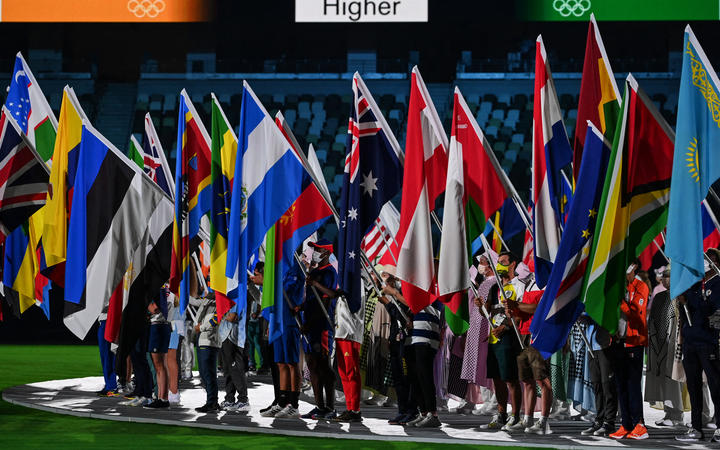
top-left (486, 218), bottom-right (510, 252)
top-left (281, 288), bottom-right (310, 347)
top-left (358, 250), bottom-right (411, 324)
top-left (480, 234), bottom-right (525, 349)
top-left (291, 252), bottom-right (333, 327)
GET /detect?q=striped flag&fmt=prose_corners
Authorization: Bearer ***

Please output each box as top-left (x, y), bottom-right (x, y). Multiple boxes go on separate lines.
top-left (362, 202), bottom-right (400, 262)
top-left (209, 94), bottom-right (238, 319)
top-left (582, 75), bottom-right (674, 333)
top-left (574, 13), bottom-right (621, 178)
top-left (532, 35), bottom-right (574, 288)
top-left (169, 90), bottom-right (212, 313)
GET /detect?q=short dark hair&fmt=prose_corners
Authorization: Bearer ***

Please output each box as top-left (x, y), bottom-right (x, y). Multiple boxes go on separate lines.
top-left (498, 251), bottom-right (519, 265)
top-left (254, 262), bottom-right (265, 274)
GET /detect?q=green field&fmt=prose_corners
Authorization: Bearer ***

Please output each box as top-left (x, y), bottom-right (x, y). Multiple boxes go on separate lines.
top-left (0, 345), bottom-right (540, 449)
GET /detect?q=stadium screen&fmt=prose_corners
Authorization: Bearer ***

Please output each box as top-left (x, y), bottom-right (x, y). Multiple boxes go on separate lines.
top-left (516, 0), bottom-right (719, 21)
top-left (0, 0), bottom-right (213, 22)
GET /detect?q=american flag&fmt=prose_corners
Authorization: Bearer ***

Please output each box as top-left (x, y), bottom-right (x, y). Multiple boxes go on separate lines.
top-left (361, 202), bottom-right (400, 262)
top-left (0, 107), bottom-right (49, 239)
top-left (337, 73), bottom-right (403, 312)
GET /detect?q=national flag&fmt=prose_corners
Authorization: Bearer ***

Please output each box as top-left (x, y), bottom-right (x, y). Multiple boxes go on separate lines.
top-left (582, 75), bottom-right (674, 333)
top-left (0, 108), bottom-right (51, 314)
top-left (637, 234), bottom-right (663, 271)
top-left (169, 89), bottom-right (212, 313)
top-left (437, 88), bottom-right (515, 334)
top-left (702, 200), bottom-right (720, 250)
top-left (337, 73), bottom-right (404, 313)
top-left (532, 35), bottom-right (574, 288)
top-left (363, 202), bottom-right (400, 263)
top-left (142, 113), bottom-right (175, 198)
top-left (127, 136), bottom-right (145, 169)
top-left (63, 122), bottom-right (172, 340)
top-left (209, 94), bottom-right (238, 319)
top-left (307, 143), bottom-right (335, 218)
top-left (476, 200), bottom-right (527, 256)
top-left (574, 13), bottom-right (622, 179)
top-left (6, 52), bottom-right (58, 162)
top-left (225, 81), bottom-right (307, 314)
top-left (667, 26), bottom-right (720, 299)
top-left (41, 86), bottom-right (88, 283)
top-left (396, 66), bottom-right (448, 311)
top-left (530, 122), bottom-right (611, 358)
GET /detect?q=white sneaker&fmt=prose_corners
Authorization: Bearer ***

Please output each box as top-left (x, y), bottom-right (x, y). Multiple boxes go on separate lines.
top-left (221, 400), bottom-right (236, 411)
top-left (168, 392), bottom-right (181, 405)
top-left (234, 401), bottom-right (251, 412)
top-left (129, 396), bottom-right (148, 407)
top-left (505, 416), bottom-right (531, 432)
top-left (526, 418), bottom-right (552, 435)
top-left (260, 404), bottom-right (283, 417)
top-left (274, 405), bottom-right (300, 419)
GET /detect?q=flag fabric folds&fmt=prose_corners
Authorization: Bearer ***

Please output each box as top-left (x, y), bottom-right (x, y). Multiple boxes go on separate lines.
top-left (574, 13), bottom-right (621, 179)
top-left (169, 89), bottom-right (212, 313)
top-left (225, 81), bottom-right (307, 314)
top-left (209, 95), bottom-right (238, 319)
top-left (396, 66), bottom-right (448, 311)
top-left (64, 122), bottom-right (172, 340)
top-left (667, 26), bottom-right (720, 299)
top-left (438, 88), bottom-right (514, 334)
top-left (127, 136), bottom-right (145, 169)
top-left (582, 75), bottom-right (674, 333)
top-left (41, 87), bottom-right (87, 279)
top-left (702, 200), bottom-right (720, 251)
top-left (142, 113), bottom-right (175, 198)
top-left (7, 52), bottom-right (58, 162)
top-left (532, 35), bottom-right (574, 288)
top-left (530, 123), bottom-right (611, 358)
top-left (337, 73), bottom-right (404, 313)
top-left (363, 202), bottom-right (400, 263)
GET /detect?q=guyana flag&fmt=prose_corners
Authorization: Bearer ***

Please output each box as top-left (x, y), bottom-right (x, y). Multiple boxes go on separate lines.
top-left (581, 75), bottom-right (674, 333)
top-left (574, 13), bottom-right (622, 180)
top-left (209, 94), bottom-right (238, 319)
top-left (438, 88), bottom-right (516, 335)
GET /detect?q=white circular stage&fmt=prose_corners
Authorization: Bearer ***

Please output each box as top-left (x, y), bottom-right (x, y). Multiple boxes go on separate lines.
top-left (1, 374), bottom-right (709, 449)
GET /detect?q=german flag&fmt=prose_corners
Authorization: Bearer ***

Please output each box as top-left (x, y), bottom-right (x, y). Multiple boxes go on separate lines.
top-left (574, 13), bottom-right (622, 180)
top-left (581, 75), bottom-right (674, 333)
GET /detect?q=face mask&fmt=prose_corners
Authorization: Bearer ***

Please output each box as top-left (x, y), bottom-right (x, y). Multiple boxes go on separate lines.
top-left (312, 251), bottom-right (323, 263)
top-left (496, 262), bottom-right (510, 276)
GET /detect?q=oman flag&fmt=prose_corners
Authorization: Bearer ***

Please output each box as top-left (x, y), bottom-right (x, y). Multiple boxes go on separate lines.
top-left (438, 88), bottom-right (514, 335)
top-left (396, 66), bottom-right (449, 313)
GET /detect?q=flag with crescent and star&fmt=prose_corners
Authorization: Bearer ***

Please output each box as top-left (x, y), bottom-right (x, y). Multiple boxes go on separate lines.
top-left (337, 73), bottom-right (403, 313)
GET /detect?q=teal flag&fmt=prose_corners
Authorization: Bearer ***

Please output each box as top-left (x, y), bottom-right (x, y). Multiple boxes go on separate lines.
top-left (667, 25), bottom-right (720, 299)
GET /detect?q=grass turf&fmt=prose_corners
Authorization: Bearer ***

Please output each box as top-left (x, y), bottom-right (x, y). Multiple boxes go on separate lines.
top-left (0, 345), bottom-right (540, 449)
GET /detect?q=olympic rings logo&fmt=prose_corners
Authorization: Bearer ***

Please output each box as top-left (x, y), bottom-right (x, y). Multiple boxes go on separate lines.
top-left (552, 0), bottom-right (591, 18)
top-left (127, 0), bottom-right (166, 18)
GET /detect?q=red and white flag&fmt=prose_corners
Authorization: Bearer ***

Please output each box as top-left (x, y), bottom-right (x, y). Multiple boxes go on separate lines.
top-left (395, 67), bottom-right (448, 304)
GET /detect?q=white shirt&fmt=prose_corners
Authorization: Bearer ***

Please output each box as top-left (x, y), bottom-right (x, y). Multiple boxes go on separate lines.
top-left (334, 295), bottom-right (364, 343)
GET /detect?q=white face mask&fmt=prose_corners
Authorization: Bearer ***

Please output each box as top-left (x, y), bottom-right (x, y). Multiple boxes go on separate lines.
top-left (312, 251), bottom-right (323, 263)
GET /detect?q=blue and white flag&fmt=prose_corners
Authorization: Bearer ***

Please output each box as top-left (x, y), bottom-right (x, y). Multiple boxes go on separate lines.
top-left (530, 122), bottom-right (611, 358)
top-left (142, 113), bottom-right (175, 199)
top-left (337, 72), bottom-right (403, 312)
top-left (667, 26), bottom-right (720, 299)
top-left (225, 81), bottom-right (306, 312)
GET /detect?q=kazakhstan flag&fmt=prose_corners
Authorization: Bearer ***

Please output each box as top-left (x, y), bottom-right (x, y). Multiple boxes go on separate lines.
top-left (667, 25), bottom-right (720, 299)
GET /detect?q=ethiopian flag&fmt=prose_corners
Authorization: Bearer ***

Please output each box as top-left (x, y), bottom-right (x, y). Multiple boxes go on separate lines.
top-left (581, 75), bottom-right (674, 333)
top-left (574, 13), bottom-right (622, 180)
top-left (209, 94), bottom-right (238, 319)
top-left (438, 88), bottom-right (515, 335)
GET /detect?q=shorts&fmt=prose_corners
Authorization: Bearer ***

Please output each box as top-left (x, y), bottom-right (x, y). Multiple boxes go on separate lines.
top-left (148, 323), bottom-right (171, 354)
top-left (273, 327), bottom-right (301, 364)
top-left (487, 335), bottom-right (521, 382)
top-left (517, 345), bottom-right (550, 382)
top-left (169, 329), bottom-right (180, 350)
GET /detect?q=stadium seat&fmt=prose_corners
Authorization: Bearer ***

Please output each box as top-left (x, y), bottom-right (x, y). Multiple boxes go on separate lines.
top-left (485, 125), bottom-right (498, 139)
top-left (511, 133), bottom-right (524, 145)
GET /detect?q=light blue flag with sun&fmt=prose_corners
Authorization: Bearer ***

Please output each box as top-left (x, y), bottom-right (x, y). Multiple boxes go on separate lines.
top-left (667, 25), bottom-right (720, 299)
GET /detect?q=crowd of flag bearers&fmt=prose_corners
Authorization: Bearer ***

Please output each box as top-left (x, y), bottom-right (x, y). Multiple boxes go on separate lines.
top-left (5, 15), bottom-right (720, 443)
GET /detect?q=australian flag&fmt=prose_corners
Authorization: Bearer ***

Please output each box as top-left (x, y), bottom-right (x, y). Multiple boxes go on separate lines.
top-left (529, 122), bottom-right (611, 358)
top-left (337, 73), bottom-right (403, 312)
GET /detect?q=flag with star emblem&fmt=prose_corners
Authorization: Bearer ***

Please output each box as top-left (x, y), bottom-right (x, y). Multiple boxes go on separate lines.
top-left (667, 26), bottom-right (720, 299)
top-left (7, 52), bottom-right (57, 162)
top-left (209, 94), bottom-right (237, 319)
top-left (142, 113), bottom-right (175, 198)
top-left (225, 81), bottom-right (306, 314)
top-left (532, 35), bottom-right (574, 288)
top-left (574, 13), bottom-right (621, 180)
top-left (169, 89), bottom-right (212, 313)
top-left (337, 72), bottom-right (403, 313)
top-left (582, 75), bottom-right (674, 333)
top-left (530, 122), bottom-right (611, 358)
